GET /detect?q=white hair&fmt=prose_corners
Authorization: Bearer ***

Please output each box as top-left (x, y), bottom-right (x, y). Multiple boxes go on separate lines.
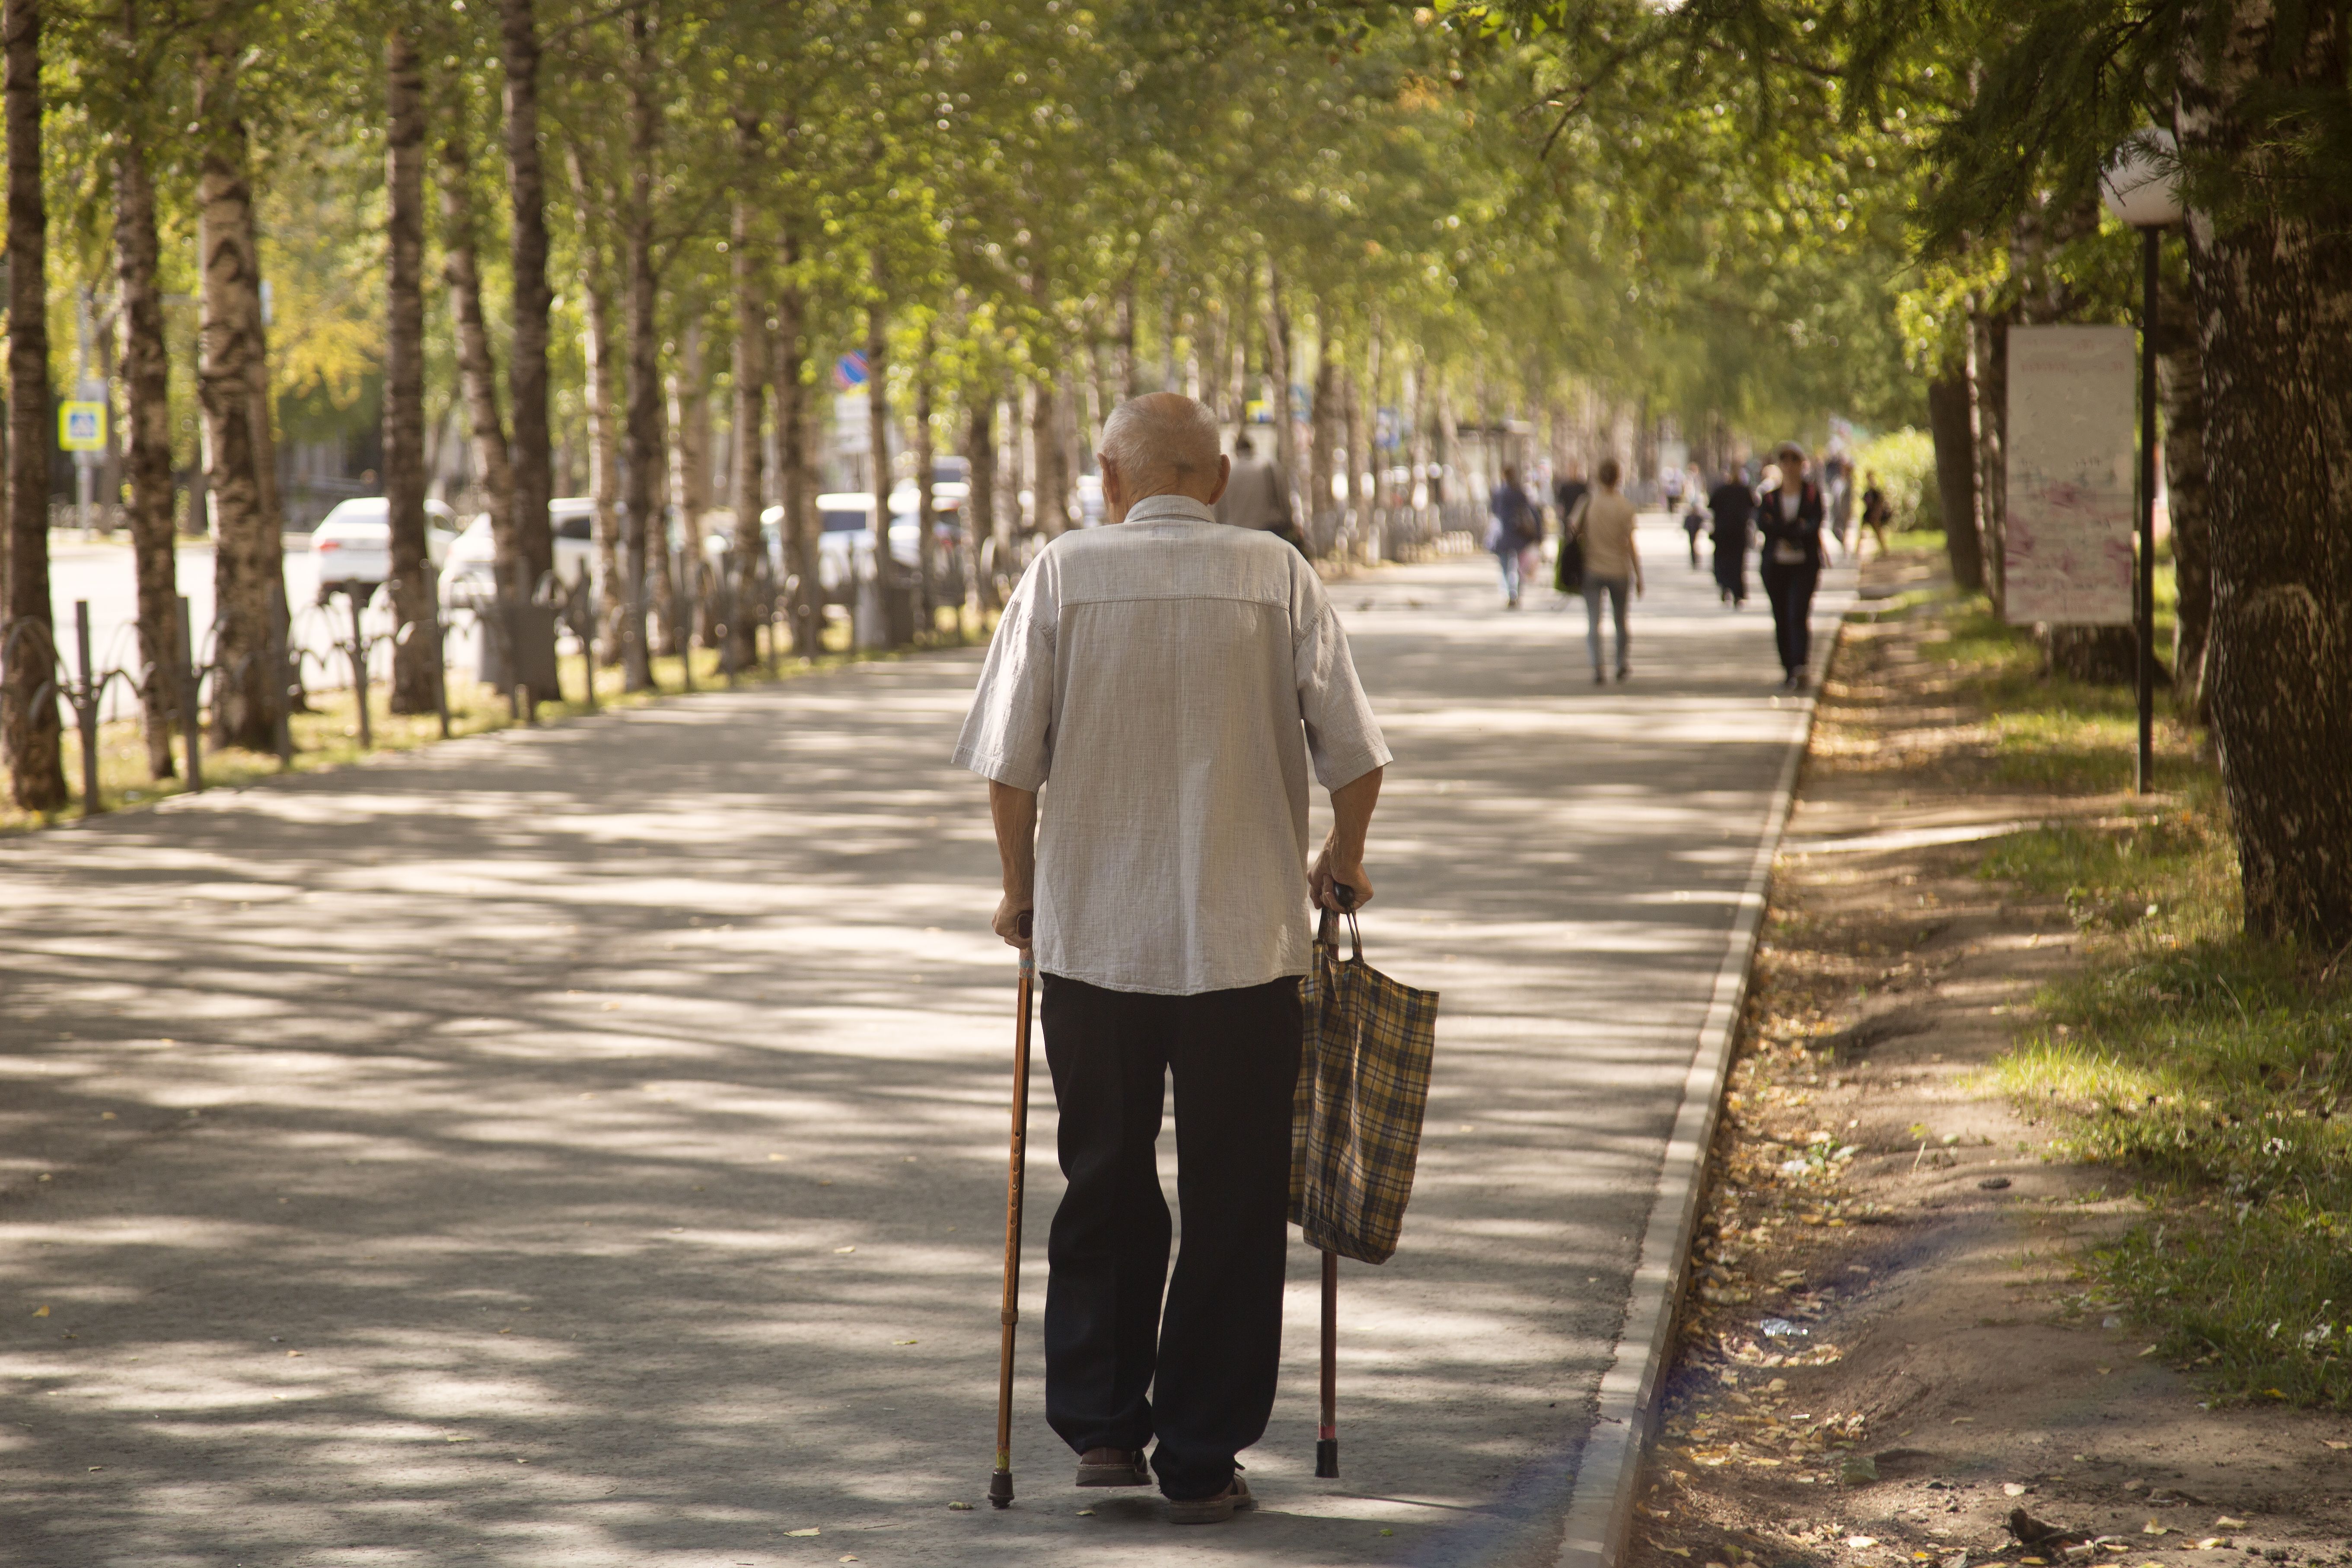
top-left (1099, 393), bottom-right (1221, 491)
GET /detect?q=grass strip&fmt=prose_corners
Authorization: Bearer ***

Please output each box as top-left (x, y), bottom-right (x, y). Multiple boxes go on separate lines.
top-left (1932, 596), bottom-right (2352, 1409)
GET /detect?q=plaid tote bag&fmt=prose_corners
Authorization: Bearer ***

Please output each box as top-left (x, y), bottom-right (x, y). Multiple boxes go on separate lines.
top-left (1289, 905), bottom-right (1440, 1265)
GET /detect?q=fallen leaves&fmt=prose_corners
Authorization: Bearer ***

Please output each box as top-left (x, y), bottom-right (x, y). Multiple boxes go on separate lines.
top-left (2212, 1517), bottom-right (2246, 1530)
top-left (32, 1305), bottom-right (48, 1317)
top-left (784, 1527), bottom-right (819, 1537)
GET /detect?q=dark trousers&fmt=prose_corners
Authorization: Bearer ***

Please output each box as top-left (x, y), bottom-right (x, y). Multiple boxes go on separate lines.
top-left (1039, 973), bottom-right (1301, 1501)
top-left (1712, 529), bottom-right (1748, 603)
top-left (1760, 559), bottom-right (1820, 677)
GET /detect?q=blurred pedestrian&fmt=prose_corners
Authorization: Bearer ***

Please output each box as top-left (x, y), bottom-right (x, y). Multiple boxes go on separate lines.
top-left (1860, 470), bottom-right (1890, 558)
top-left (1707, 465), bottom-right (1755, 608)
top-left (1824, 450), bottom-right (1853, 558)
top-left (1756, 440), bottom-right (1826, 690)
top-left (1578, 457), bottom-right (1642, 683)
top-left (1486, 465), bottom-right (1539, 609)
top-left (1214, 432), bottom-right (1305, 554)
top-left (957, 392), bottom-right (1391, 1525)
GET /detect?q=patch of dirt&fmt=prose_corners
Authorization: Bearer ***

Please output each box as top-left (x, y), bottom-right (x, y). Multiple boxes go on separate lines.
top-left (1625, 551), bottom-right (2352, 1568)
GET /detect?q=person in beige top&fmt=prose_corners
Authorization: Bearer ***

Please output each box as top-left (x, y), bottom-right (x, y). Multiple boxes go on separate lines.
top-left (1573, 456), bottom-right (1644, 682)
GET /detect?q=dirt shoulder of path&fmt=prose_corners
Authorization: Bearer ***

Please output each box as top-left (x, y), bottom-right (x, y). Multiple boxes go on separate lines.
top-left (1623, 552), bottom-right (2352, 1568)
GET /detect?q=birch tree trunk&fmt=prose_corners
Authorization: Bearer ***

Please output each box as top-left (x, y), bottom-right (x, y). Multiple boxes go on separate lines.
top-left (1262, 261), bottom-right (1296, 527)
top-left (727, 115), bottom-right (767, 670)
top-left (111, 0), bottom-right (178, 780)
top-left (668, 318), bottom-right (711, 649)
top-left (382, 21), bottom-right (441, 715)
top-left (914, 326), bottom-right (935, 625)
top-left (965, 398), bottom-right (995, 615)
top-left (1309, 330), bottom-right (1337, 558)
top-left (3, 0), bottom-right (62, 809)
top-left (859, 290), bottom-right (903, 648)
top-left (2178, 0), bottom-right (2352, 945)
top-left (1926, 374), bottom-right (1983, 593)
top-left (500, 0), bottom-right (556, 697)
top-left (773, 260), bottom-right (816, 657)
top-left (619, 2), bottom-right (662, 687)
top-left (563, 141), bottom-right (621, 665)
top-left (1969, 306), bottom-right (2008, 618)
top-left (2156, 266), bottom-right (2211, 723)
top-left (436, 107), bottom-right (513, 563)
top-left (194, 29), bottom-right (283, 754)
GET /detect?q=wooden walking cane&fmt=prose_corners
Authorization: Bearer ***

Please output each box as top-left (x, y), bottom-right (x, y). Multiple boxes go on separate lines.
top-left (988, 913), bottom-right (1036, 1510)
top-left (1316, 882), bottom-right (1356, 1482)
top-left (1318, 1249), bottom-right (1340, 1477)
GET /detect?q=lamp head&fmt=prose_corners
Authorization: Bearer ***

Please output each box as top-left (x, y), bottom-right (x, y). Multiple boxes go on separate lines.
top-left (2103, 129), bottom-right (2183, 228)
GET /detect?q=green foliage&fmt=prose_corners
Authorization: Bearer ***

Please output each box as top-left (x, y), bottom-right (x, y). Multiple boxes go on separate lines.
top-left (1852, 427), bottom-right (1934, 527)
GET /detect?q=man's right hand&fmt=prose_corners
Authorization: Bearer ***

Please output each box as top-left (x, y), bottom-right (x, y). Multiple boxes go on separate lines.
top-left (993, 896), bottom-right (1033, 950)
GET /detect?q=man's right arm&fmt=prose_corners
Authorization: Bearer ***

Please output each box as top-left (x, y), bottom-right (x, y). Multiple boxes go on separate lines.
top-left (988, 779), bottom-right (1038, 949)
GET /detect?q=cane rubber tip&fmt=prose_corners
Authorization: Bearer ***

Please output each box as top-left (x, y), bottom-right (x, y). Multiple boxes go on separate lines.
top-left (1315, 1438), bottom-right (1340, 1479)
top-left (988, 1470), bottom-right (1014, 1509)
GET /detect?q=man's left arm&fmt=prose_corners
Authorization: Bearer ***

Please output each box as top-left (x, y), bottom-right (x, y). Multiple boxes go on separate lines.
top-left (1310, 766), bottom-right (1382, 911)
top-left (1294, 584), bottom-right (1396, 909)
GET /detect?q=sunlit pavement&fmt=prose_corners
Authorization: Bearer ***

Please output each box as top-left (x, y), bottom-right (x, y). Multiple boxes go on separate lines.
top-left (1, 523), bottom-right (1852, 1567)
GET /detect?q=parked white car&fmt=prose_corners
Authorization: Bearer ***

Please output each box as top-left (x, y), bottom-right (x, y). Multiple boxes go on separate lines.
top-left (438, 497), bottom-right (598, 609)
top-left (310, 497), bottom-right (459, 598)
top-left (761, 489), bottom-right (965, 607)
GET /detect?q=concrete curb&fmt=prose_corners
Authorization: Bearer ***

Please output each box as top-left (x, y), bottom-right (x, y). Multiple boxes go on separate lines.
top-left (1552, 570), bottom-right (1861, 1568)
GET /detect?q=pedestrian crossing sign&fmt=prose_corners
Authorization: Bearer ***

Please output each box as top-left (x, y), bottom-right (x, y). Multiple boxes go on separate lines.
top-left (59, 401), bottom-right (105, 452)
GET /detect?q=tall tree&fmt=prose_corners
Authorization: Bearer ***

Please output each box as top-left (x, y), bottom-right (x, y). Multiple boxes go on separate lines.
top-left (616, 1), bottom-right (664, 690)
top-left (383, 17), bottom-right (441, 714)
top-left (110, 0), bottom-right (178, 780)
top-left (564, 139), bottom-right (624, 665)
top-left (3, 0), bottom-right (63, 809)
top-left (193, 22), bottom-right (282, 752)
top-left (2156, 269), bottom-right (2209, 722)
top-left (774, 233), bottom-right (816, 658)
top-left (725, 111), bottom-right (767, 671)
top-left (2174, 0), bottom-right (2352, 944)
top-left (500, 0), bottom-right (557, 699)
top-left (436, 88), bottom-right (515, 591)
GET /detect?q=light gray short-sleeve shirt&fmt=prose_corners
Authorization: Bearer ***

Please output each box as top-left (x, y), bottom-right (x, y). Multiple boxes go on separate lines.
top-left (953, 494), bottom-right (1391, 996)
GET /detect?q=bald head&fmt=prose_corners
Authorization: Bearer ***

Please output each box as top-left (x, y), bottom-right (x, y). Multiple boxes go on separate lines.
top-left (1098, 393), bottom-right (1228, 519)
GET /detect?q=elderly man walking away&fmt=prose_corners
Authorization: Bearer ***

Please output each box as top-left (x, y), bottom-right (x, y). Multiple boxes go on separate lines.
top-left (954, 392), bottom-right (1392, 1525)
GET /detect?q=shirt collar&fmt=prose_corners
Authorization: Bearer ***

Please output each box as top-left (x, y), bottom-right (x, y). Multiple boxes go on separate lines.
top-left (1121, 493), bottom-right (1217, 526)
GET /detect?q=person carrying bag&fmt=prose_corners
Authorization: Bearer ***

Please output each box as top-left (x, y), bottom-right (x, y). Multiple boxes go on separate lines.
top-left (1553, 487), bottom-right (1590, 594)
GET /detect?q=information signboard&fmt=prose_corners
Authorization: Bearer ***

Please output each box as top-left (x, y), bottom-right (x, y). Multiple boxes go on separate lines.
top-left (59, 400), bottom-right (106, 452)
top-left (2003, 325), bottom-right (2135, 625)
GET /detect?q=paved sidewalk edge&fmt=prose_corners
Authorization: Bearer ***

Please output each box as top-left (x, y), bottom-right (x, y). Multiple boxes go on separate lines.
top-left (1553, 574), bottom-right (1860, 1568)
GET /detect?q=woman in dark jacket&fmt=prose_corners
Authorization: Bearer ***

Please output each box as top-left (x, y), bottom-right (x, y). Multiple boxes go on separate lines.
top-left (1755, 441), bottom-right (1826, 690)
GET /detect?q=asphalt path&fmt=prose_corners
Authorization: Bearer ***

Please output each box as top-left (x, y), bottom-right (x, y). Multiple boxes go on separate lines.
top-left (0, 522), bottom-right (1851, 1567)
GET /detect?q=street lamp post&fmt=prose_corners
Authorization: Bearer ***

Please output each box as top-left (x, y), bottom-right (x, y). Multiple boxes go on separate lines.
top-left (2102, 131), bottom-right (2183, 796)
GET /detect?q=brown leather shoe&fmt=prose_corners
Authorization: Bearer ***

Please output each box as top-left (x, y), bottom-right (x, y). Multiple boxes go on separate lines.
top-left (1074, 1447), bottom-right (1151, 1487)
top-left (1166, 1472), bottom-right (1255, 1524)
